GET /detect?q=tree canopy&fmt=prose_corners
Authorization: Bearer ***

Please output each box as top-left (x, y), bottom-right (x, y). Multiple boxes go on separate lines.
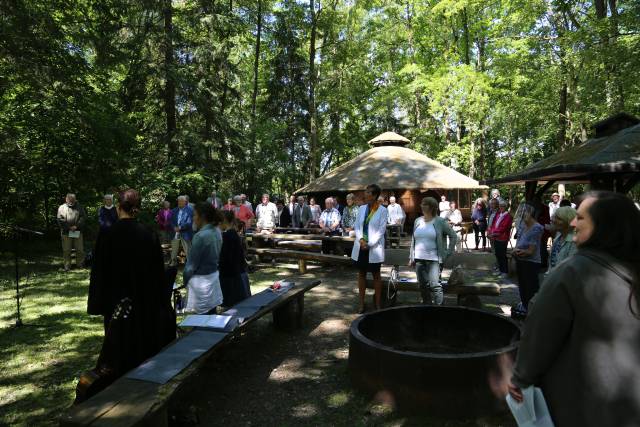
top-left (2, 0), bottom-right (639, 231)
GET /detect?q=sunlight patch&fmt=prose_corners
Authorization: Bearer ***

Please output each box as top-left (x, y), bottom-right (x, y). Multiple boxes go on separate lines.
top-left (291, 403), bottom-right (318, 418)
top-left (309, 319), bottom-right (348, 337)
top-left (326, 391), bottom-right (351, 408)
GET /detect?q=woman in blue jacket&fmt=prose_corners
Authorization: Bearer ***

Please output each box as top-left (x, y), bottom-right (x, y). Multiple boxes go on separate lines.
top-left (183, 203), bottom-right (223, 314)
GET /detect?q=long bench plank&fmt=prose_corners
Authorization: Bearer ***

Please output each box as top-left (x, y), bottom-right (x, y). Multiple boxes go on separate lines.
top-left (247, 248), bottom-right (352, 263)
top-left (61, 280), bottom-right (321, 427)
top-left (247, 233), bottom-right (354, 242)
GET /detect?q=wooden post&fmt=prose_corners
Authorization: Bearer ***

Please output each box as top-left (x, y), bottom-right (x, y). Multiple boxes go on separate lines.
top-left (298, 259), bottom-right (307, 274)
top-left (273, 293), bottom-right (305, 330)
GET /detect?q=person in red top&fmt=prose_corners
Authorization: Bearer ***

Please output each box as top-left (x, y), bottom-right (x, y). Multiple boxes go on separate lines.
top-left (487, 199), bottom-right (512, 276)
top-left (155, 200), bottom-right (173, 243)
top-left (231, 195), bottom-right (254, 232)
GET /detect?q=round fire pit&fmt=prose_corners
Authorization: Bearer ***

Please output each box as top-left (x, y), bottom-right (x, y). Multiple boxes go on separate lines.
top-left (349, 305), bottom-right (520, 417)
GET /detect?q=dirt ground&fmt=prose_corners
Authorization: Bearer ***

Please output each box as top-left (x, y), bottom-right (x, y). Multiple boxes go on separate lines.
top-left (169, 253), bottom-right (519, 427)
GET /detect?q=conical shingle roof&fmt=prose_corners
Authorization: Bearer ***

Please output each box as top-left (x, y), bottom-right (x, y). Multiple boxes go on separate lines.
top-left (367, 131), bottom-right (411, 146)
top-left (296, 140), bottom-right (485, 193)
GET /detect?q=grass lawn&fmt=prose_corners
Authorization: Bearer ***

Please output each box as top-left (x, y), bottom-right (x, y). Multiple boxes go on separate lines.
top-left (0, 241), bottom-right (275, 427)
top-left (1, 242), bottom-right (515, 427)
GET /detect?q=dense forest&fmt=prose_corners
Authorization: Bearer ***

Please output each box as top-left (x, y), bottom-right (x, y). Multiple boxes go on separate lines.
top-left (1, 0), bottom-right (639, 233)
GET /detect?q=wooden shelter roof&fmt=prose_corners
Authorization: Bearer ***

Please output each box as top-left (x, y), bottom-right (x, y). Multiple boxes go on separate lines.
top-left (367, 131), bottom-right (411, 146)
top-left (296, 142), bottom-right (486, 194)
top-left (482, 117), bottom-right (640, 186)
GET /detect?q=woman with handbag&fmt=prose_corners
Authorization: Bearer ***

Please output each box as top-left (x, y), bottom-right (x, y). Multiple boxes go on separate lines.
top-left (409, 197), bottom-right (457, 305)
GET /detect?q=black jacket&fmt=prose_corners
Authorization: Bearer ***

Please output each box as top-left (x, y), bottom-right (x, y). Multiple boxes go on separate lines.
top-left (279, 207), bottom-right (292, 227)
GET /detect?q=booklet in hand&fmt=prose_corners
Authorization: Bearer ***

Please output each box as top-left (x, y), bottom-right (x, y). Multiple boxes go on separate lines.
top-left (506, 386), bottom-right (554, 427)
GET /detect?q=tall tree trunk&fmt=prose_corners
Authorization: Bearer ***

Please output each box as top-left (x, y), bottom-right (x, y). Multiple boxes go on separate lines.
top-left (607, 0), bottom-right (624, 110)
top-left (594, 0), bottom-right (606, 18)
top-left (163, 0), bottom-right (177, 161)
top-left (247, 0), bottom-right (262, 193)
top-left (251, 0), bottom-right (262, 127)
top-left (476, 36), bottom-right (486, 179)
top-left (462, 8), bottom-right (471, 66)
top-left (558, 81), bottom-right (568, 147)
top-left (308, 0), bottom-right (318, 181)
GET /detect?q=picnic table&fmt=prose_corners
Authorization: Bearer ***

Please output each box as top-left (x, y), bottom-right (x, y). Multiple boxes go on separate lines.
top-left (273, 227), bottom-right (323, 234)
top-left (247, 232), bottom-right (354, 252)
top-left (246, 233), bottom-right (355, 268)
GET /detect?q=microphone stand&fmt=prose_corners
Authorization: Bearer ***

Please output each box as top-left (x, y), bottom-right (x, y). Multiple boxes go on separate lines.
top-left (12, 226), bottom-right (44, 328)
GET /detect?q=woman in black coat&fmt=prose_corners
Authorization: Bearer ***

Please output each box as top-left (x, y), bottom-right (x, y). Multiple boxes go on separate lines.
top-left (219, 210), bottom-right (251, 307)
top-left (88, 189), bottom-right (175, 387)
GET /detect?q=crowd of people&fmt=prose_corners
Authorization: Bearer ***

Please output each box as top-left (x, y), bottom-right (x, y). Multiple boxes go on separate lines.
top-left (57, 185), bottom-right (640, 425)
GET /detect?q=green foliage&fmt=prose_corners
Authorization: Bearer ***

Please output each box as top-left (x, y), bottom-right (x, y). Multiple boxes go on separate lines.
top-left (1, 0), bottom-right (639, 231)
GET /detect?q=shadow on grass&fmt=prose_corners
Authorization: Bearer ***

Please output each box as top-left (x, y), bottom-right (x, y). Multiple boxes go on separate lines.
top-left (0, 244), bottom-right (102, 427)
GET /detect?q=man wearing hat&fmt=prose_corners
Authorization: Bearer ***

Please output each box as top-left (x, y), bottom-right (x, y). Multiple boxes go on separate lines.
top-left (548, 192), bottom-right (561, 219)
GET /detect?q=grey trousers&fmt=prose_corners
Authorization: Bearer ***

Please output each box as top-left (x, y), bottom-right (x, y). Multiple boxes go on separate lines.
top-left (61, 233), bottom-right (85, 269)
top-left (171, 238), bottom-right (191, 266)
top-left (416, 259), bottom-right (442, 305)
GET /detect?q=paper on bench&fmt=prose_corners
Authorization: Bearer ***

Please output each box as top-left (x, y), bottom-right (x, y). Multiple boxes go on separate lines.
top-left (180, 314), bottom-right (232, 329)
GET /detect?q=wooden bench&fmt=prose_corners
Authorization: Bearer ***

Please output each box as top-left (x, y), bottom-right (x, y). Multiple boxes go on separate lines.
top-left (276, 240), bottom-right (322, 252)
top-left (366, 249), bottom-right (501, 306)
top-left (248, 248), bottom-right (353, 273)
top-left (61, 280), bottom-right (321, 427)
top-left (370, 277), bottom-right (501, 305)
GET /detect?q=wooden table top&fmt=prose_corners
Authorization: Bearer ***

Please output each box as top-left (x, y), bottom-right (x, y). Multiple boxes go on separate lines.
top-left (246, 232), bottom-right (355, 242)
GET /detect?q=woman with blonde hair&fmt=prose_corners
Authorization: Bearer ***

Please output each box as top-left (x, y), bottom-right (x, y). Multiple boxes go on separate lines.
top-left (409, 197), bottom-right (457, 305)
top-left (547, 206), bottom-right (577, 272)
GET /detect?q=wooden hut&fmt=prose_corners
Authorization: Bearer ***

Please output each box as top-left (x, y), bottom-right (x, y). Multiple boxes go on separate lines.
top-left (295, 131), bottom-right (487, 228)
top-left (482, 113), bottom-right (640, 198)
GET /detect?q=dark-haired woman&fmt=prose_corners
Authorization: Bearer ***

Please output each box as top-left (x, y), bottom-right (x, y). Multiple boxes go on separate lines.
top-left (86, 189), bottom-right (175, 398)
top-left (219, 211), bottom-right (251, 307)
top-left (508, 191), bottom-right (640, 427)
top-left (351, 184), bottom-right (388, 312)
top-left (183, 203), bottom-right (223, 314)
top-left (471, 198), bottom-right (488, 250)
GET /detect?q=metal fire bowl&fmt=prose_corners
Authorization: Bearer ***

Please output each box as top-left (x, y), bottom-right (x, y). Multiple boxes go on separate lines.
top-left (348, 305), bottom-right (520, 417)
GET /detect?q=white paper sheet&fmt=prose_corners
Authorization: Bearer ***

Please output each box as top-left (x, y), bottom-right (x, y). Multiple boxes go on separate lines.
top-left (180, 314), bottom-right (232, 329)
top-left (506, 386), bottom-right (555, 427)
top-left (68, 230), bottom-right (80, 238)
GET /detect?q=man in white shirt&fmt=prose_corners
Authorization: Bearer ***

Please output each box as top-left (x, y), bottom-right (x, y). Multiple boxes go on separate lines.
top-left (387, 197), bottom-right (406, 226)
top-left (319, 197), bottom-right (341, 254)
top-left (439, 195), bottom-right (450, 218)
top-left (255, 194), bottom-right (278, 233)
top-left (548, 193), bottom-right (561, 219)
top-left (386, 196), bottom-right (405, 246)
